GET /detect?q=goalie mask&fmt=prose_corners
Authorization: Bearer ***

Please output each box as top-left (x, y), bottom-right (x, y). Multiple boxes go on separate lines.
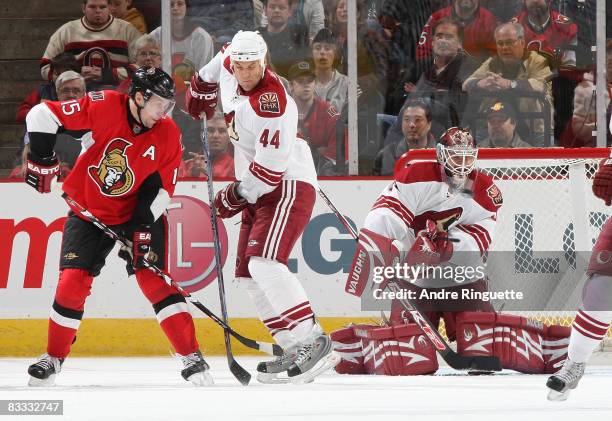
top-left (436, 127), bottom-right (478, 187)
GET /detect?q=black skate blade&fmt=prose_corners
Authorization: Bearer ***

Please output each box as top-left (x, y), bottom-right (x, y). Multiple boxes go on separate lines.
top-left (229, 359), bottom-right (251, 386)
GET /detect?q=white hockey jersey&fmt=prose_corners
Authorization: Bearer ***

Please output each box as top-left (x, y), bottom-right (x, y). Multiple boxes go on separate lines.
top-left (364, 161), bottom-right (503, 286)
top-left (197, 45), bottom-right (318, 203)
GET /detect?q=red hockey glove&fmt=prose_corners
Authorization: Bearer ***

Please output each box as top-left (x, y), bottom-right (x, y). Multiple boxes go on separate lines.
top-left (593, 158), bottom-right (612, 206)
top-left (25, 152), bottom-right (60, 193)
top-left (185, 74), bottom-right (218, 120)
top-left (406, 220), bottom-right (453, 266)
top-left (214, 182), bottom-right (248, 219)
top-left (118, 224), bottom-right (152, 271)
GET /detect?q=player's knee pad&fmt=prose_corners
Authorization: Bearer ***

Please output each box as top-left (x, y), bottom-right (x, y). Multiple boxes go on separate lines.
top-left (582, 274), bottom-right (612, 312)
top-left (55, 268), bottom-right (94, 310)
top-left (456, 312), bottom-right (571, 374)
top-left (135, 268), bottom-right (177, 304)
top-left (331, 323), bottom-right (439, 375)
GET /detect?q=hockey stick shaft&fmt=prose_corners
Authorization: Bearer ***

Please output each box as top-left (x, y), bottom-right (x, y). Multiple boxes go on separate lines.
top-left (317, 188), bottom-right (501, 371)
top-left (200, 120), bottom-right (251, 385)
top-left (63, 194), bottom-right (281, 360)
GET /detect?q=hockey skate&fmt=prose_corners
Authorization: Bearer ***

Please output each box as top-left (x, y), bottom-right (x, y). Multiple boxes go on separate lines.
top-left (28, 353), bottom-right (64, 387)
top-left (287, 325), bottom-right (341, 385)
top-left (256, 346), bottom-right (298, 384)
top-left (178, 350), bottom-right (214, 386)
top-left (546, 358), bottom-right (585, 401)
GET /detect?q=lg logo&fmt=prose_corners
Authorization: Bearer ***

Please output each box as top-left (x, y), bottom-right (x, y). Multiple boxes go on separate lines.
top-left (167, 195), bottom-right (229, 293)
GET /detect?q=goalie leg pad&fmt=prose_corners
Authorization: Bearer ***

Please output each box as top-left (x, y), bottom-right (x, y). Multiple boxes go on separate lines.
top-left (332, 323), bottom-right (439, 375)
top-left (456, 312), bottom-right (571, 374)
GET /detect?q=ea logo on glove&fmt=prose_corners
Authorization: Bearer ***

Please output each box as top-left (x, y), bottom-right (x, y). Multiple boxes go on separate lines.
top-left (167, 195), bottom-right (229, 293)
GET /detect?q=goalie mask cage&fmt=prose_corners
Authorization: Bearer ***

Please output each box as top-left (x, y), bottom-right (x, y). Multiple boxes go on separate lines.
top-left (395, 148), bottom-right (612, 347)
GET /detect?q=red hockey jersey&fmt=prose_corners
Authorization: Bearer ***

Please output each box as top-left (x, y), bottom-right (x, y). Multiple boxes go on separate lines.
top-left (416, 5), bottom-right (498, 62)
top-left (26, 90), bottom-right (182, 225)
top-left (513, 10), bottom-right (578, 68)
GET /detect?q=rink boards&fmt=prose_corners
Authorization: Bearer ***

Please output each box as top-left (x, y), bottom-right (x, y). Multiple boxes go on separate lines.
top-left (0, 180), bottom-right (387, 356)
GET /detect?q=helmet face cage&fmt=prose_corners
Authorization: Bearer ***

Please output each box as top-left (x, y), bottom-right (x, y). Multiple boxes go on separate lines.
top-left (436, 128), bottom-right (478, 177)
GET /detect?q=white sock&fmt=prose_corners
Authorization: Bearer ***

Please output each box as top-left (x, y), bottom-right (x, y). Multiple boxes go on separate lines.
top-left (248, 257), bottom-right (316, 343)
top-left (239, 277), bottom-right (298, 349)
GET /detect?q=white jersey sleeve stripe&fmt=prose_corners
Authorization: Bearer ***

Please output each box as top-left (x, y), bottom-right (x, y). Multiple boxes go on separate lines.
top-left (249, 161), bottom-right (283, 186)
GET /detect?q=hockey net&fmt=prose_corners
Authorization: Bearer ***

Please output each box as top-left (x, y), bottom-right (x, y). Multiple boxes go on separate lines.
top-left (395, 148), bottom-right (612, 345)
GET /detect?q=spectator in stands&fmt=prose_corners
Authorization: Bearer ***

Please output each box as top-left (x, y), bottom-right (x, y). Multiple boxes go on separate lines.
top-left (479, 100), bottom-right (533, 147)
top-left (151, 0), bottom-right (214, 151)
top-left (373, 100), bottom-right (436, 176)
top-left (389, 16), bottom-right (478, 142)
top-left (462, 22), bottom-right (553, 146)
top-left (288, 60), bottom-right (345, 174)
top-left (178, 110), bottom-right (234, 179)
top-left (311, 28), bottom-right (348, 116)
top-left (11, 71), bottom-right (86, 179)
top-left (189, 0), bottom-right (256, 43)
top-left (417, 0), bottom-right (498, 64)
top-left (481, 0), bottom-right (522, 22)
top-left (378, 0), bottom-right (435, 114)
top-left (513, 0), bottom-right (577, 70)
top-left (558, 40), bottom-right (612, 148)
top-left (40, 0), bottom-right (141, 87)
top-left (289, 0), bottom-right (325, 41)
top-left (258, 0), bottom-right (310, 78)
top-left (110, 0), bottom-right (148, 34)
top-left (116, 35), bottom-right (162, 93)
top-left (16, 53), bottom-right (80, 124)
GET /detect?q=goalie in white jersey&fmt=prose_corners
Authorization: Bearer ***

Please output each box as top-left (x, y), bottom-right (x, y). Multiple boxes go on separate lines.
top-left (341, 128), bottom-right (571, 376)
top-left (185, 30), bottom-right (339, 384)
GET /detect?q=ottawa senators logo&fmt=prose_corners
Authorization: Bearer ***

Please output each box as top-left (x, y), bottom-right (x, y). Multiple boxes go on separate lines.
top-left (88, 138), bottom-right (135, 196)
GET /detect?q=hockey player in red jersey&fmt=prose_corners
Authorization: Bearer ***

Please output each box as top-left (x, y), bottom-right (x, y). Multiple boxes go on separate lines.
top-left (546, 154), bottom-right (612, 400)
top-left (185, 31), bottom-right (340, 384)
top-left (25, 67), bottom-right (213, 387)
top-left (339, 128), bottom-right (570, 375)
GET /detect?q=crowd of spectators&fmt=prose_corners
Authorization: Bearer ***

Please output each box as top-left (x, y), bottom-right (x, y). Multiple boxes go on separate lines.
top-left (6, 0), bottom-right (607, 179)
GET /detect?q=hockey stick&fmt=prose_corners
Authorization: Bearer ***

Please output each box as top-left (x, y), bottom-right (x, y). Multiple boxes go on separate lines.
top-left (317, 188), bottom-right (502, 372)
top-left (62, 195), bottom-right (282, 362)
top-left (200, 120), bottom-right (251, 385)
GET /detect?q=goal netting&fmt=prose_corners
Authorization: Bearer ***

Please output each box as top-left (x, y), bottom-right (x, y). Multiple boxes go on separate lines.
top-left (396, 148), bottom-right (612, 344)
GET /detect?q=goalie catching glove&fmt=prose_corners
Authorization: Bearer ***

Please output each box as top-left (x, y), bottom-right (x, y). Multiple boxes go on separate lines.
top-left (407, 219), bottom-right (453, 266)
top-left (185, 74), bottom-right (218, 120)
top-left (593, 158), bottom-right (612, 206)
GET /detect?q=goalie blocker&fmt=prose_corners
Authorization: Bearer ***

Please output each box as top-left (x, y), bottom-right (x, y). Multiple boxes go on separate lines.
top-left (331, 313), bottom-right (570, 375)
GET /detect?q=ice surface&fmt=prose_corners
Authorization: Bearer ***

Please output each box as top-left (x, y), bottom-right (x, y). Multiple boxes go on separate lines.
top-left (1, 356), bottom-right (612, 421)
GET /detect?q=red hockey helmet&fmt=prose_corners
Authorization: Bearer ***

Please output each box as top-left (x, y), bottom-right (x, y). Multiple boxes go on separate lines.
top-left (436, 127), bottom-right (478, 178)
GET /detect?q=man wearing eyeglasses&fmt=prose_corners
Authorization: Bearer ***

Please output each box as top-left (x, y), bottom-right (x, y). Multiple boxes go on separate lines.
top-left (462, 21), bottom-right (553, 146)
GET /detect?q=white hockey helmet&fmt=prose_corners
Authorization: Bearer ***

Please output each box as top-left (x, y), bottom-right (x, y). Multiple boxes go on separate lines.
top-left (229, 30), bottom-right (267, 68)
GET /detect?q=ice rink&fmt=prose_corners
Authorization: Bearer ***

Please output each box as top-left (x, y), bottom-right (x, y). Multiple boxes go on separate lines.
top-left (1, 356), bottom-right (612, 421)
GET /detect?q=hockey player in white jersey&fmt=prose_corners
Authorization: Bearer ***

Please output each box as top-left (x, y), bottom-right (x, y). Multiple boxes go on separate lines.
top-left (546, 152), bottom-right (612, 401)
top-left (346, 127), bottom-right (500, 341)
top-left (185, 30), bottom-right (339, 384)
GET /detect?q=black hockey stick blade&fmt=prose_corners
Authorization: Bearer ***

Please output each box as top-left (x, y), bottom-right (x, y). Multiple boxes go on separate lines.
top-left (229, 356), bottom-right (251, 386)
top-left (441, 350), bottom-right (502, 371)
